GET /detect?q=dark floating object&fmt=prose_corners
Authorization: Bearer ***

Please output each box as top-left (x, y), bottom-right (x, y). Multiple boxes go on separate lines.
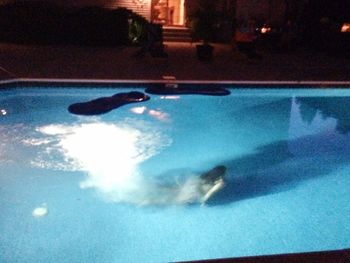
top-left (145, 85), bottom-right (231, 96)
top-left (68, 91), bottom-right (150, 116)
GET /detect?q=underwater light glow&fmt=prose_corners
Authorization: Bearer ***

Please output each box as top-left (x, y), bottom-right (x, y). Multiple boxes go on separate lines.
top-left (130, 106), bottom-right (170, 122)
top-left (149, 109), bottom-right (169, 122)
top-left (130, 106), bottom-right (147, 114)
top-left (31, 121), bottom-right (181, 204)
top-left (32, 204), bottom-right (48, 217)
top-left (37, 122), bottom-right (157, 193)
top-left (24, 121), bottom-right (215, 205)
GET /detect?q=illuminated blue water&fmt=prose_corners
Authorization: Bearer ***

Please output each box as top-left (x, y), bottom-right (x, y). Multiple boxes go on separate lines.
top-left (1, 87), bottom-right (350, 263)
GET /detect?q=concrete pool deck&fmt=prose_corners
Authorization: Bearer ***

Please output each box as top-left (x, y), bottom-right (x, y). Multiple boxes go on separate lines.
top-left (0, 42), bottom-right (349, 84)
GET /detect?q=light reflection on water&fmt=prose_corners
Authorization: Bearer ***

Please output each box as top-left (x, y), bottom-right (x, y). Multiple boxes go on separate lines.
top-left (288, 96), bottom-right (350, 156)
top-left (129, 106), bottom-right (170, 122)
top-left (27, 120), bottom-right (176, 205)
top-left (9, 119), bottom-right (220, 206)
top-left (289, 97), bottom-right (337, 140)
top-left (2, 94), bottom-right (350, 206)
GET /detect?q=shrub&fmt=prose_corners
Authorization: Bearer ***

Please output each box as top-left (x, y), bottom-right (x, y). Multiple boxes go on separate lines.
top-left (128, 12), bottom-right (148, 45)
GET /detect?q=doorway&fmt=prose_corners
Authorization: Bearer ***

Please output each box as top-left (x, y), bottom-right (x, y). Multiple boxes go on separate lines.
top-left (151, 0), bottom-right (185, 26)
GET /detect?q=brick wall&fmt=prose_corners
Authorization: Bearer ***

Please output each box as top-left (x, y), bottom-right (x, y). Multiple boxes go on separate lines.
top-left (0, 0), bottom-right (152, 20)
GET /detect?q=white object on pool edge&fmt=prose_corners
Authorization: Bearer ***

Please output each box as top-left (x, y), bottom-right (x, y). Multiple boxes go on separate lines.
top-left (32, 204), bottom-right (48, 218)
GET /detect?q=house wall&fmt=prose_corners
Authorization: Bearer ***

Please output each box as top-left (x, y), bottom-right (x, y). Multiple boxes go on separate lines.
top-left (0, 0), bottom-right (152, 20)
top-left (236, 0), bottom-right (286, 25)
top-left (184, 0), bottom-right (235, 19)
top-left (104, 0), bottom-right (151, 20)
top-left (1, 0), bottom-right (288, 26)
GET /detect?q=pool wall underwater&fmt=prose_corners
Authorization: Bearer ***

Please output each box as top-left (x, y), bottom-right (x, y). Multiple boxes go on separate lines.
top-left (1, 81), bottom-right (350, 263)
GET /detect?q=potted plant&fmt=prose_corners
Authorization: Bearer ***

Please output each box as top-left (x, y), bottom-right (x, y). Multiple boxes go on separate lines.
top-left (189, 0), bottom-right (218, 61)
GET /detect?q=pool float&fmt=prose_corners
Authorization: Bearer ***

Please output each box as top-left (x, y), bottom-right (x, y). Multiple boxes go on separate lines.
top-left (68, 91), bottom-right (150, 115)
top-left (145, 85), bottom-right (231, 96)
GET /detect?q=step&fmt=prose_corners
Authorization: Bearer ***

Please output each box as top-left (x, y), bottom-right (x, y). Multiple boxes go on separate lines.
top-left (163, 32), bottom-right (191, 38)
top-left (163, 26), bottom-right (192, 42)
top-left (163, 36), bottom-right (192, 42)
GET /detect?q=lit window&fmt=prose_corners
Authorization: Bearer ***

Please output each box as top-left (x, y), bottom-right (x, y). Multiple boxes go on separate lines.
top-left (341, 23), bottom-right (350, 33)
top-left (261, 26), bottom-right (271, 34)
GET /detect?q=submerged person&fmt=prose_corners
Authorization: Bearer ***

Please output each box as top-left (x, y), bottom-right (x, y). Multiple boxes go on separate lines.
top-left (138, 165), bottom-right (227, 206)
top-left (198, 165), bottom-right (226, 204)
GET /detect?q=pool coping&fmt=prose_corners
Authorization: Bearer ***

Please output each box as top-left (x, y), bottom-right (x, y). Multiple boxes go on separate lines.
top-left (1, 77), bottom-right (350, 88)
top-left (177, 248), bottom-right (350, 263)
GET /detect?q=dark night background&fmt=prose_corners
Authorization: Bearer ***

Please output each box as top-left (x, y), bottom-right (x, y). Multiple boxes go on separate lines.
top-left (0, 0), bottom-right (349, 51)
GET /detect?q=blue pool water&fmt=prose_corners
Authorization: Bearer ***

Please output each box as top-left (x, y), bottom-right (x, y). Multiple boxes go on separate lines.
top-left (0, 87), bottom-right (350, 263)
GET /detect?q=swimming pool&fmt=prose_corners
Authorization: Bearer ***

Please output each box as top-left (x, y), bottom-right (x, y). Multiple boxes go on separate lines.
top-left (1, 85), bottom-right (350, 263)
